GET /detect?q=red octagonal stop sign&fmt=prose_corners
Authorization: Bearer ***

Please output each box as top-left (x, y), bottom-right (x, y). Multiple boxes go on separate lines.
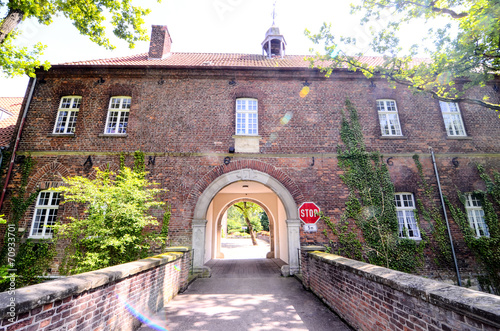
top-left (298, 202), bottom-right (320, 224)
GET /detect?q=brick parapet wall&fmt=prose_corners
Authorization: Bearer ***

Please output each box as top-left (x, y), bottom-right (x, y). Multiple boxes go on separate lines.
top-left (301, 250), bottom-right (500, 331)
top-left (0, 248), bottom-right (191, 331)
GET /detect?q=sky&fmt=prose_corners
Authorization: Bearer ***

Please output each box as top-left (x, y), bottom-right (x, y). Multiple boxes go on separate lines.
top-left (0, 0), bottom-right (430, 97)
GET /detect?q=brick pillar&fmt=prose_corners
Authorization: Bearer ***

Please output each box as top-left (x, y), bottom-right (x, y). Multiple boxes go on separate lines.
top-left (148, 25), bottom-right (172, 60)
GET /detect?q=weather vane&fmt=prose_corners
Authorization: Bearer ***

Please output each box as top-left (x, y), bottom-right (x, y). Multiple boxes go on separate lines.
top-left (272, 0), bottom-right (277, 26)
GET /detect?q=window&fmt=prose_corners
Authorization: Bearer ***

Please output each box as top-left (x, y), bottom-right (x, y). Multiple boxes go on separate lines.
top-left (377, 99), bottom-right (402, 136)
top-left (465, 195), bottom-right (489, 237)
top-left (235, 98), bottom-right (258, 135)
top-left (439, 101), bottom-right (466, 136)
top-left (53, 96), bottom-right (81, 134)
top-left (29, 191), bottom-right (61, 238)
top-left (105, 97), bottom-right (131, 134)
top-left (394, 193), bottom-right (421, 239)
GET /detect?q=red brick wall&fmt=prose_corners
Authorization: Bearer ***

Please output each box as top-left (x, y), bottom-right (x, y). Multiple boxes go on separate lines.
top-left (0, 250), bottom-right (191, 331)
top-left (1, 65), bottom-right (499, 279)
top-left (301, 250), bottom-right (500, 331)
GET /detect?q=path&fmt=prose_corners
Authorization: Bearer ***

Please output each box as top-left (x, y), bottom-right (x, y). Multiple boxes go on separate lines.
top-left (138, 239), bottom-right (351, 331)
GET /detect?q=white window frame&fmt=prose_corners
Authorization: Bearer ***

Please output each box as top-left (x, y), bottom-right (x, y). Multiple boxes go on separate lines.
top-left (29, 191), bottom-right (61, 239)
top-left (53, 96), bottom-right (81, 134)
top-left (465, 194), bottom-right (489, 238)
top-left (104, 96), bottom-right (131, 134)
top-left (377, 99), bottom-right (402, 136)
top-left (394, 193), bottom-right (421, 239)
top-left (235, 98), bottom-right (258, 136)
top-left (439, 101), bottom-right (466, 137)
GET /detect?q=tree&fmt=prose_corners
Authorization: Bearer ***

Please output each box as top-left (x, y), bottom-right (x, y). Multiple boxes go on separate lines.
top-left (52, 166), bottom-right (166, 275)
top-left (0, 0), bottom-right (159, 77)
top-left (231, 202), bottom-right (263, 245)
top-left (306, 0), bottom-right (500, 112)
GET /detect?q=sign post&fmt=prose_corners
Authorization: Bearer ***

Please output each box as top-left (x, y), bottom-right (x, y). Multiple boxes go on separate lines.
top-left (298, 202), bottom-right (320, 232)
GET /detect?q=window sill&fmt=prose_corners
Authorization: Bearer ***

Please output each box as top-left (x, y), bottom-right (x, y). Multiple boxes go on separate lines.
top-left (48, 133), bottom-right (75, 137)
top-left (232, 135), bottom-right (262, 139)
top-left (26, 236), bottom-right (53, 241)
top-left (379, 136), bottom-right (408, 140)
top-left (98, 133), bottom-right (128, 138)
top-left (446, 136), bottom-right (472, 140)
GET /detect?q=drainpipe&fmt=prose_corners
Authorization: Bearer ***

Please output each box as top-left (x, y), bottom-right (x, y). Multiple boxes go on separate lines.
top-left (0, 77), bottom-right (37, 211)
top-left (430, 148), bottom-right (462, 287)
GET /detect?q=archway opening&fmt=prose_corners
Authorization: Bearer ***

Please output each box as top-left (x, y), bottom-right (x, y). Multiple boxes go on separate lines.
top-left (192, 168), bottom-right (301, 275)
top-left (205, 180), bottom-right (289, 264)
top-left (221, 201), bottom-right (270, 259)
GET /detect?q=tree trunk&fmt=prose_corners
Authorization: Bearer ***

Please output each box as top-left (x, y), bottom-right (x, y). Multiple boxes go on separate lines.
top-left (245, 215), bottom-right (258, 246)
top-left (0, 8), bottom-right (24, 44)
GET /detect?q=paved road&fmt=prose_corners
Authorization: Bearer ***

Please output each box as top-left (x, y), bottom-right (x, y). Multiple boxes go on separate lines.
top-left (138, 240), bottom-right (351, 331)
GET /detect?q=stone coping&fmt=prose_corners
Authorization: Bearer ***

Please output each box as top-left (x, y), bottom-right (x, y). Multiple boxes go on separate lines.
top-left (0, 249), bottom-right (190, 320)
top-left (308, 252), bottom-right (500, 328)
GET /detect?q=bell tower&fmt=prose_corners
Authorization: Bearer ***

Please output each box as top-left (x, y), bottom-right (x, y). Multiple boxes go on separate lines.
top-left (261, 1), bottom-right (286, 58)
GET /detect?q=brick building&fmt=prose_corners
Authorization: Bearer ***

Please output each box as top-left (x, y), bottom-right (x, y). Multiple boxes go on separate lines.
top-left (1, 24), bottom-right (499, 281)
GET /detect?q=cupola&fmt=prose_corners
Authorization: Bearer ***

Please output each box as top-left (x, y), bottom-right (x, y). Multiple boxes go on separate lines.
top-left (261, 25), bottom-right (286, 58)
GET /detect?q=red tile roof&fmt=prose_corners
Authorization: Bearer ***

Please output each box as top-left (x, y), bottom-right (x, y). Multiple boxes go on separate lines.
top-left (58, 52), bottom-right (426, 69)
top-left (0, 97), bottom-right (23, 147)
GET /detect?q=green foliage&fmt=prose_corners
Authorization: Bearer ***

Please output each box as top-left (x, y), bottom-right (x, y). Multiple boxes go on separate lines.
top-left (412, 154), bottom-right (452, 267)
top-left (11, 240), bottom-right (55, 288)
top-left (52, 166), bottom-right (164, 275)
top-left (133, 150), bottom-right (145, 174)
top-left (1, 0), bottom-right (160, 77)
top-left (0, 155), bottom-right (56, 291)
top-left (259, 212), bottom-right (269, 231)
top-left (446, 165), bottom-right (500, 293)
top-left (324, 99), bottom-right (425, 272)
top-left (306, 1), bottom-right (500, 111)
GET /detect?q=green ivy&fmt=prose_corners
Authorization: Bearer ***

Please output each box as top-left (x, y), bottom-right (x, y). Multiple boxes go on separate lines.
top-left (322, 99), bottom-right (424, 273)
top-left (0, 155), bottom-right (55, 291)
top-left (445, 165), bottom-right (500, 293)
top-left (412, 154), bottom-right (452, 267)
top-left (133, 150), bottom-right (145, 175)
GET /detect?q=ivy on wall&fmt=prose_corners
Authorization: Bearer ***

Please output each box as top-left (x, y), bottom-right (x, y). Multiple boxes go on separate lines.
top-left (446, 165), bottom-right (500, 294)
top-left (412, 155), bottom-right (453, 268)
top-left (0, 155), bottom-right (55, 291)
top-left (323, 99), bottom-right (425, 273)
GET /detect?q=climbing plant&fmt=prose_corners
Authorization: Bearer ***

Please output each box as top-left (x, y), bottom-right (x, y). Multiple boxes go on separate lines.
top-left (412, 155), bottom-right (452, 268)
top-left (446, 165), bottom-right (500, 294)
top-left (323, 99), bottom-right (424, 273)
top-left (0, 155), bottom-right (56, 291)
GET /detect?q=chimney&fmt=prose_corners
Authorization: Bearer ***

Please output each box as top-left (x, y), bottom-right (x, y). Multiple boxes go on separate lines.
top-left (148, 25), bottom-right (172, 60)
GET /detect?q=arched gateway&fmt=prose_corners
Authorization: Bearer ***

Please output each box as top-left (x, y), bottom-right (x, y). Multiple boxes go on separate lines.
top-left (191, 168), bottom-right (301, 275)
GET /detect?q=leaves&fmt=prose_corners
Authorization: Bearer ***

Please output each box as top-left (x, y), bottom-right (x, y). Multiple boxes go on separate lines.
top-left (52, 166), bottom-right (165, 275)
top-left (0, 0), bottom-right (160, 77)
top-left (307, 0), bottom-right (500, 112)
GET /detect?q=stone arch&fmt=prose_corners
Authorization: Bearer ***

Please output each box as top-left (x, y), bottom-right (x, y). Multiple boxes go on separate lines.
top-left (191, 165), bottom-right (302, 275)
top-left (88, 162), bottom-right (120, 179)
top-left (187, 159), bottom-right (304, 219)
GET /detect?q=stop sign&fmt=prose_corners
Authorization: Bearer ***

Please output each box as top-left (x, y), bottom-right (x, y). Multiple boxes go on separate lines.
top-left (298, 202), bottom-right (320, 224)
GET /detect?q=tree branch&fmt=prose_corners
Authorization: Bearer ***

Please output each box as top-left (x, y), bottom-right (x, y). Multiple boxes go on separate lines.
top-left (371, 0), bottom-right (468, 19)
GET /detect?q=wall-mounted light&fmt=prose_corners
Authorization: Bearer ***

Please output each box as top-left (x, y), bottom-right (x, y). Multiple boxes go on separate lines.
top-left (228, 146), bottom-right (235, 153)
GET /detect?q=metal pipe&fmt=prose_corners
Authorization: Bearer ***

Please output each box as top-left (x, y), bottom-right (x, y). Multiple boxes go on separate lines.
top-left (0, 77), bottom-right (37, 211)
top-left (430, 148), bottom-right (462, 286)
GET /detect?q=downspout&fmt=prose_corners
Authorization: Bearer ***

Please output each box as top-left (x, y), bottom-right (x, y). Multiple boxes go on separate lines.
top-left (0, 77), bottom-right (37, 211)
top-left (430, 148), bottom-right (462, 286)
